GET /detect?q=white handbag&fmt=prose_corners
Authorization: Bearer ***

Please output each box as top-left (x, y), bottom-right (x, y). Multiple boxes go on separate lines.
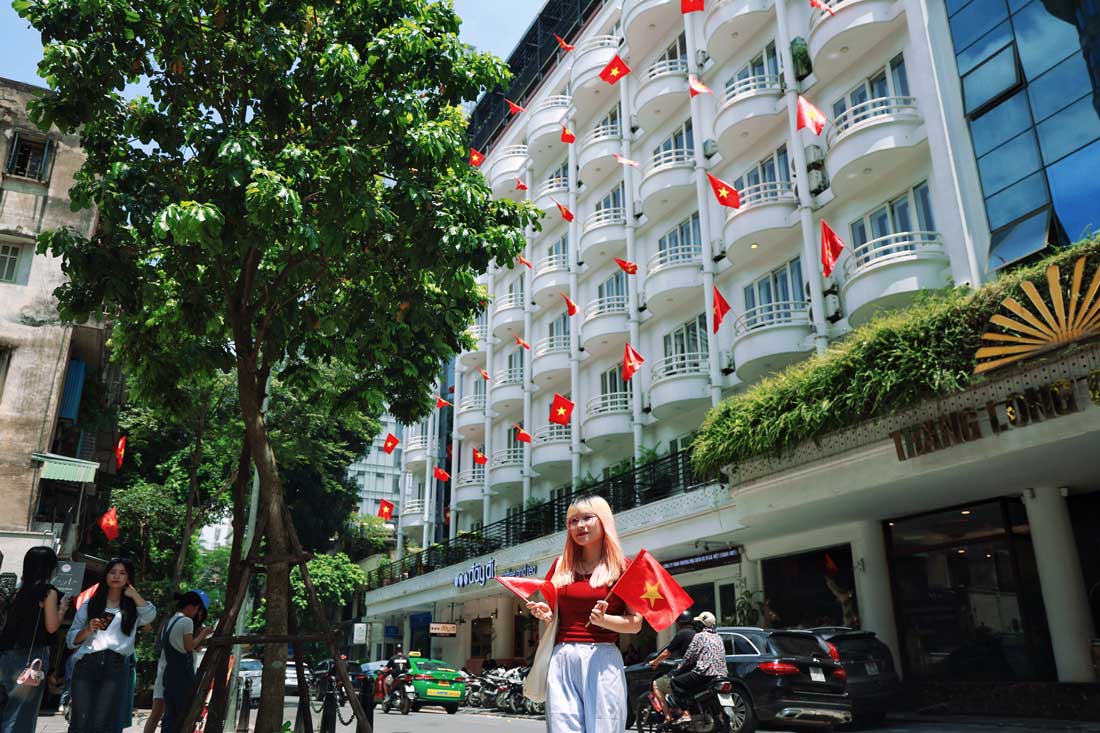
top-left (522, 614), bottom-right (558, 703)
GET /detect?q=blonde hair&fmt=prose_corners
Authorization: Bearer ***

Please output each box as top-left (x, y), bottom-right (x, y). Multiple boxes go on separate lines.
top-left (552, 495), bottom-right (628, 589)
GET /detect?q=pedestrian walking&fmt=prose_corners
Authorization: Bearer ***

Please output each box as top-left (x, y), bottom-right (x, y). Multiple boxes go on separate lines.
top-left (156, 590), bottom-right (211, 733)
top-left (0, 546), bottom-right (69, 732)
top-left (66, 558), bottom-right (155, 733)
top-left (526, 495), bottom-right (641, 733)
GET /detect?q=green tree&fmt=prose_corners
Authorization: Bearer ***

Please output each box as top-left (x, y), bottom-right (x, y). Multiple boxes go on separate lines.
top-left (340, 514), bottom-right (394, 562)
top-left (290, 551), bottom-right (365, 622)
top-left (18, 0), bottom-right (535, 725)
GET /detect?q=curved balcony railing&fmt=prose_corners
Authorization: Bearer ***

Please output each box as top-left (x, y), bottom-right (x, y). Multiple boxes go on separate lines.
top-left (459, 393), bottom-right (486, 412)
top-left (583, 122), bottom-right (622, 147)
top-left (535, 253), bottom-right (569, 276)
top-left (585, 294), bottom-right (629, 319)
top-left (652, 352), bottom-right (709, 380)
top-left (494, 366), bottom-right (524, 385)
top-left (736, 180), bottom-right (797, 209)
top-left (493, 291), bottom-right (525, 313)
top-left (577, 35), bottom-right (621, 54)
top-left (406, 436), bottom-right (429, 451)
top-left (466, 324), bottom-right (488, 342)
top-left (493, 447), bottom-right (525, 466)
top-left (734, 300), bottom-right (810, 333)
top-left (496, 144), bottom-right (529, 158)
top-left (649, 243), bottom-right (703, 273)
top-left (724, 73), bottom-right (783, 103)
top-left (457, 468), bottom-right (485, 486)
top-left (827, 96), bottom-right (919, 144)
top-left (584, 207), bottom-right (627, 231)
top-left (535, 334), bottom-right (571, 356)
top-left (534, 176), bottom-right (569, 199)
top-left (587, 391), bottom-right (632, 415)
top-left (534, 94), bottom-right (572, 113)
top-left (843, 231), bottom-right (943, 277)
top-left (534, 424), bottom-right (571, 443)
top-left (647, 147), bottom-right (693, 175)
top-left (404, 499), bottom-right (424, 514)
top-left (645, 58), bottom-right (689, 80)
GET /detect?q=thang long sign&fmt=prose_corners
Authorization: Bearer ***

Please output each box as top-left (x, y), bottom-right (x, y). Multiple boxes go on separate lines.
top-left (889, 376), bottom-right (1096, 461)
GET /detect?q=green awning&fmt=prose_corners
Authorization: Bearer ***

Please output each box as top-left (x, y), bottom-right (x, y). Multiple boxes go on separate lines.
top-left (32, 453), bottom-right (99, 483)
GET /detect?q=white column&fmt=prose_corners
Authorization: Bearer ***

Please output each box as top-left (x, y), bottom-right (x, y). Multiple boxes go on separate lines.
top-left (396, 470), bottom-right (408, 559)
top-left (620, 62), bottom-right (646, 463)
top-left (568, 110), bottom-right (583, 489)
top-left (775, 0), bottom-right (828, 354)
top-left (423, 388), bottom-right (439, 548)
top-left (483, 272), bottom-right (496, 528)
top-left (852, 521), bottom-right (902, 672)
top-left (522, 207), bottom-right (535, 507)
top-left (683, 9), bottom-right (724, 407)
top-left (492, 596), bottom-right (516, 660)
top-left (449, 371), bottom-right (462, 541)
top-left (1022, 487), bottom-right (1097, 682)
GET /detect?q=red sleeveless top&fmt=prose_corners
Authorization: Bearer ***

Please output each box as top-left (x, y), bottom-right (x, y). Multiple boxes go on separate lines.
top-left (555, 576), bottom-right (626, 644)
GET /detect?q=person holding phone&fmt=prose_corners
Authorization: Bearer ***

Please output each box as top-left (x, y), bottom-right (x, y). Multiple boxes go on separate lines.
top-left (66, 559), bottom-right (155, 733)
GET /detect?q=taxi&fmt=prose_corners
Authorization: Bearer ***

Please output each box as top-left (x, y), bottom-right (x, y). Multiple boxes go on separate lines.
top-left (406, 652), bottom-right (466, 714)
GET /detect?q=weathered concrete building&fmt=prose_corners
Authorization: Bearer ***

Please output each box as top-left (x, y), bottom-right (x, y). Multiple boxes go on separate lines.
top-left (0, 77), bottom-right (116, 579)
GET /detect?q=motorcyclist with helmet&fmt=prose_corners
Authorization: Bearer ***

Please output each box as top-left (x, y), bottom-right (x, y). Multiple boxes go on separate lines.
top-left (668, 612), bottom-right (726, 726)
top-left (649, 610), bottom-right (697, 725)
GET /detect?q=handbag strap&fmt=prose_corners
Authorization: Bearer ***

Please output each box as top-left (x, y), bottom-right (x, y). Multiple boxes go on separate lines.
top-left (25, 605), bottom-right (42, 667)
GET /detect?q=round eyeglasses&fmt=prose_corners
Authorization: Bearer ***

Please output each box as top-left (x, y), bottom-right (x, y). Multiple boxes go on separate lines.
top-left (567, 514), bottom-right (599, 529)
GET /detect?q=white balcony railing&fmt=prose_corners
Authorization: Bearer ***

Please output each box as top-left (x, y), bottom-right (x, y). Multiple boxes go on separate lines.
top-left (827, 96), bottom-right (919, 144)
top-left (649, 243), bottom-right (703, 273)
top-left (404, 499), bottom-right (425, 514)
top-left (736, 180), bottom-right (797, 209)
top-left (534, 424), bottom-right (571, 443)
top-left (459, 393), bottom-right (486, 412)
top-left (576, 35), bottom-right (622, 55)
top-left (534, 334), bottom-right (571, 356)
top-left (534, 176), bottom-right (570, 199)
top-left (466, 324), bottom-right (487, 342)
top-left (497, 144), bottom-right (529, 158)
top-left (646, 58), bottom-right (689, 80)
top-left (493, 447), bottom-right (524, 466)
top-left (724, 73), bottom-right (783, 102)
top-left (584, 207), bottom-right (627, 231)
top-left (457, 468), bottom-right (485, 486)
top-left (535, 253), bottom-right (570, 277)
top-left (406, 436), bottom-right (428, 451)
top-left (843, 231), bottom-right (944, 277)
top-left (494, 366), bottom-right (524, 385)
top-left (587, 391), bottom-right (632, 415)
top-left (494, 292), bottom-right (525, 313)
top-left (652, 352), bottom-right (709, 380)
top-left (534, 94), bottom-right (572, 113)
top-left (585, 294), bottom-right (629, 319)
top-left (583, 122), bottom-right (622, 147)
top-left (734, 300), bottom-right (810, 333)
top-left (647, 147), bottom-right (693, 174)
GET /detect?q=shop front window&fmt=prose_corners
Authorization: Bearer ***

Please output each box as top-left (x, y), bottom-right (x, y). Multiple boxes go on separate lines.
top-left (761, 545), bottom-right (859, 630)
top-left (471, 617), bottom-right (493, 659)
top-left (887, 498), bottom-right (1055, 681)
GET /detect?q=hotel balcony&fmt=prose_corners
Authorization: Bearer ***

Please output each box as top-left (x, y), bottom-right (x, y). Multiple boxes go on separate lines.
top-left (623, 0), bottom-right (681, 57)
top-left (714, 74), bottom-right (785, 159)
top-left (571, 36), bottom-right (623, 118)
top-left (808, 0), bottom-right (906, 87)
top-left (532, 253), bottom-right (571, 308)
top-left (635, 58), bottom-right (689, 132)
top-left (533, 176), bottom-right (570, 215)
top-left (454, 469), bottom-right (485, 509)
top-left (721, 181), bottom-right (799, 262)
top-left (490, 366), bottom-right (525, 417)
top-left (490, 447), bottom-right (524, 489)
top-left (578, 123), bottom-right (622, 184)
top-left (401, 500), bottom-right (426, 529)
top-left (644, 245), bottom-right (703, 318)
top-left (580, 207), bottom-right (628, 261)
top-left (527, 95), bottom-right (572, 167)
top-left (584, 392), bottom-right (633, 452)
top-left (489, 145), bottom-right (529, 200)
top-left (825, 96), bottom-right (925, 198)
top-left (581, 295), bottom-right (630, 356)
top-left (459, 324), bottom-right (488, 369)
top-left (841, 231), bottom-right (950, 327)
top-left (732, 301), bottom-right (813, 383)
top-left (532, 335), bottom-right (571, 391)
top-left (455, 393), bottom-right (486, 440)
top-left (404, 436), bottom-right (428, 469)
top-left (703, 0), bottom-right (775, 66)
top-left (531, 424), bottom-right (572, 480)
top-left (639, 148), bottom-right (694, 221)
top-left (649, 352), bottom-right (710, 420)
top-left (492, 291), bottom-right (526, 339)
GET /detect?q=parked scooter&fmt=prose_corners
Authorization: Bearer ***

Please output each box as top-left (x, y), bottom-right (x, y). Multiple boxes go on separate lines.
top-left (635, 677), bottom-right (742, 733)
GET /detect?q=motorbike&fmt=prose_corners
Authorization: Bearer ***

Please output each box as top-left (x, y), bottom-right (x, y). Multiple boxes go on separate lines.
top-left (379, 670), bottom-right (417, 716)
top-left (634, 677), bottom-right (741, 733)
top-left (464, 674), bottom-right (483, 706)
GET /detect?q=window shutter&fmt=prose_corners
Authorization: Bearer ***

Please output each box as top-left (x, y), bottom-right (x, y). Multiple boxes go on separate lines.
top-left (37, 139), bottom-right (53, 181)
top-left (4, 132), bottom-right (20, 174)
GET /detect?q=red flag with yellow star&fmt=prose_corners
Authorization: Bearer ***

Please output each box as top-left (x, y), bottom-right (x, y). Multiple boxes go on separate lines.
top-left (114, 435), bottom-right (127, 471)
top-left (549, 393), bottom-right (575, 426)
top-left (797, 95), bottom-right (827, 136)
top-left (514, 424), bottom-right (533, 443)
top-left (553, 34), bottom-right (575, 52)
top-left (552, 199), bottom-right (575, 222)
top-left (516, 178), bottom-right (528, 191)
top-left (599, 55), bottom-right (631, 85)
top-left (688, 74), bottom-right (712, 97)
top-left (469, 148), bottom-right (485, 167)
top-left (713, 287), bottom-right (731, 333)
top-left (681, 0), bottom-right (704, 11)
top-left (381, 432), bottom-right (400, 454)
top-left (560, 292), bottom-right (578, 316)
top-left (623, 343), bottom-right (645, 381)
top-left (378, 499), bottom-right (395, 520)
top-left (433, 466), bottom-right (451, 482)
top-left (435, 396), bottom-right (452, 408)
top-left (495, 575), bottom-right (558, 611)
top-left (610, 549), bottom-right (693, 631)
top-left (561, 125), bottom-right (576, 144)
top-left (613, 258), bottom-right (638, 275)
top-left (99, 507), bottom-right (120, 541)
top-left (518, 255), bottom-right (533, 269)
top-left (515, 334), bottom-right (531, 350)
top-left (707, 173), bottom-right (741, 209)
top-left (473, 447), bottom-right (489, 465)
top-left (506, 98), bottom-right (526, 114)
top-left (480, 368), bottom-right (491, 381)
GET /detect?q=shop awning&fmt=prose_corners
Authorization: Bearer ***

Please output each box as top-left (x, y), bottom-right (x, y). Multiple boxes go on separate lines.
top-left (31, 453), bottom-right (99, 483)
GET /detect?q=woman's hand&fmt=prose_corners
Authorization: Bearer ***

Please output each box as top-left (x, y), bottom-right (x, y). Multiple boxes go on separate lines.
top-left (589, 600), bottom-right (609, 628)
top-left (86, 617), bottom-right (107, 633)
top-left (123, 584), bottom-right (140, 601)
top-left (526, 601), bottom-right (553, 623)
top-left (58, 594), bottom-right (71, 618)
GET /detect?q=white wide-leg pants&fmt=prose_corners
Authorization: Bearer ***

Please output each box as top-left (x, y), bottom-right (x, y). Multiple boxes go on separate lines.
top-left (545, 642), bottom-right (627, 733)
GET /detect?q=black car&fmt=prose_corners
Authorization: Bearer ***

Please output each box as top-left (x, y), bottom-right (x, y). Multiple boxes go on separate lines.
top-left (311, 659), bottom-right (365, 699)
top-left (810, 627), bottom-right (900, 727)
top-left (626, 627), bottom-right (852, 732)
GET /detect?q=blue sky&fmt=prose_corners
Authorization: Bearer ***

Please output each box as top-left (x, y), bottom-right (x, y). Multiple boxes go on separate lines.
top-left (0, 0), bottom-right (544, 89)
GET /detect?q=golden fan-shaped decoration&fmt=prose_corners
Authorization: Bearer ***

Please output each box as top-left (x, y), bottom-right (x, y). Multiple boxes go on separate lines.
top-left (974, 256), bottom-right (1100, 374)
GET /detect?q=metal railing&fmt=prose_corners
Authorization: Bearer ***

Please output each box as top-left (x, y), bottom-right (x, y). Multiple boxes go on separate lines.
top-left (724, 73), bottom-right (783, 103)
top-left (584, 207), bottom-right (627, 232)
top-left (365, 450), bottom-right (702, 590)
top-left (456, 468), bottom-right (485, 487)
top-left (494, 291), bottom-right (526, 313)
top-left (646, 147), bottom-right (693, 175)
top-left (827, 96), bottom-right (919, 143)
top-left (466, 324), bottom-right (488, 342)
top-left (587, 391), bottom-right (632, 415)
top-left (404, 500), bottom-right (425, 515)
top-left (734, 180), bottom-right (797, 210)
top-left (405, 436), bottom-right (429, 451)
top-left (584, 294), bottom-right (629, 320)
top-left (534, 424), bottom-right (571, 443)
top-left (843, 231), bottom-right (944, 277)
top-left (458, 394), bottom-right (486, 412)
top-left (649, 243), bottom-right (703, 273)
top-left (493, 366), bottom-right (524, 385)
top-left (534, 176), bottom-right (569, 199)
top-left (497, 144), bottom-right (529, 158)
top-left (734, 300), bottom-right (810, 334)
top-left (652, 352), bottom-right (709, 380)
top-left (533, 94), bottom-right (572, 113)
top-left (534, 253), bottom-right (569, 277)
top-left (583, 122), bottom-right (622, 147)
top-left (534, 334), bottom-right (571, 356)
top-left (645, 58), bottom-right (689, 81)
top-left (576, 35), bottom-right (622, 55)
top-left (492, 447), bottom-right (525, 466)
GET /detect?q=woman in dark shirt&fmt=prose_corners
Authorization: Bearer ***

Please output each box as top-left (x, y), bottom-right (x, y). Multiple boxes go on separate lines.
top-left (0, 546), bottom-right (69, 732)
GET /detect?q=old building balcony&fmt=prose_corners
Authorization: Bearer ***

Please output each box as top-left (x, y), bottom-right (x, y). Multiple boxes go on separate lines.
top-left (528, 95), bottom-right (573, 167)
top-left (404, 436), bottom-right (428, 469)
top-left (455, 393), bottom-right (486, 440)
top-left (732, 301), bottom-right (813, 383)
top-left (581, 295), bottom-right (630, 356)
top-left (808, 0), bottom-right (906, 87)
top-left (492, 291), bottom-right (526, 339)
top-left (584, 392), bottom-right (633, 452)
top-left (490, 447), bottom-right (524, 488)
top-left (455, 470), bottom-right (485, 508)
top-left (401, 500), bottom-right (426, 529)
top-left (721, 181), bottom-right (799, 261)
top-left (649, 353), bottom-right (710, 420)
top-left (531, 424), bottom-right (571, 480)
top-left (825, 96), bottom-right (924, 198)
top-left (639, 148), bottom-right (694, 221)
top-left (841, 231), bottom-right (950, 326)
top-left (635, 58), bottom-right (689, 132)
top-left (714, 74), bottom-right (785, 158)
top-left (644, 245), bottom-right (703, 317)
top-left (578, 123), bottom-right (622, 184)
top-left (490, 366), bottom-right (525, 417)
top-left (459, 324), bottom-right (488, 369)
top-left (623, 0), bottom-right (681, 56)
top-left (532, 335), bottom-right (571, 390)
top-left (581, 207), bottom-right (628, 261)
top-left (533, 176), bottom-right (570, 215)
top-left (571, 36), bottom-right (623, 118)
top-left (703, 0), bottom-right (775, 65)
top-left (532, 253), bottom-right (571, 308)
top-left (489, 145), bottom-right (529, 199)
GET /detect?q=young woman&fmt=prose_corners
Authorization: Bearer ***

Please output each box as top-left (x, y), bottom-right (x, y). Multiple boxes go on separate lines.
top-left (527, 495), bottom-right (641, 733)
top-left (157, 590), bottom-right (212, 733)
top-left (0, 546), bottom-right (69, 732)
top-left (66, 559), bottom-right (155, 733)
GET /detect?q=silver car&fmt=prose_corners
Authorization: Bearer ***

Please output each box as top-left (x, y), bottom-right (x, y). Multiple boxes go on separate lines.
top-left (238, 658), bottom-right (263, 704)
top-left (285, 662), bottom-right (312, 696)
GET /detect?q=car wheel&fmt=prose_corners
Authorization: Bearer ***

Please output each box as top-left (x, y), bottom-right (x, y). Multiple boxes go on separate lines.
top-left (446, 704), bottom-right (459, 714)
top-left (722, 687), bottom-right (756, 733)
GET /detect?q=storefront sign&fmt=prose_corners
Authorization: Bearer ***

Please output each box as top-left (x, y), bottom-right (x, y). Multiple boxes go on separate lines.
top-left (52, 561), bottom-right (85, 596)
top-left (452, 558), bottom-right (496, 588)
top-left (384, 625), bottom-right (401, 639)
top-left (430, 622), bottom-right (457, 637)
top-left (889, 376), bottom-right (1088, 461)
top-left (664, 548), bottom-right (741, 574)
top-left (499, 563), bottom-right (539, 578)
top-left (353, 623), bottom-right (367, 645)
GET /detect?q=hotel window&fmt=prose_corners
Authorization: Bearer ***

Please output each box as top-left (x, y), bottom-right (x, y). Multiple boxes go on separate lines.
top-left (598, 270), bottom-right (626, 301)
top-left (470, 376), bottom-right (485, 397)
top-left (661, 314), bottom-right (708, 374)
top-left (547, 233), bottom-right (567, 261)
top-left (506, 347), bottom-right (524, 374)
top-left (848, 182), bottom-right (937, 258)
top-left (548, 311), bottom-right (570, 340)
top-left (506, 427), bottom-right (524, 452)
top-left (547, 158), bottom-right (568, 185)
top-left (743, 258), bottom-right (804, 328)
top-left (656, 31), bottom-right (688, 65)
top-left (733, 146), bottom-right (791, 204)
top-left (657, 212), bottom-right (702, 263)
top-left (653, 119), bottom-right (693, 160)
top-left (4, 133), bottom-right (52, 181)
top-left (727, 41), bottom-right (781, 95)
top-left (595, 183), bottom-right (624, 213)
top-left (0, 243), bottom-right (23, 284)
top-left (594, 105), bottom-right (621, 134)
top-left (599, 365), bottom-right (631, 400)
top-left (831, 55), bottom-right (910, 124)
top-left (507, 277), bottom-right (524, 301)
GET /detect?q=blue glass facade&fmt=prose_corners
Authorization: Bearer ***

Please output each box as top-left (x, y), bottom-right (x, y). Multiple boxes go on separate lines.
top-left (947, 0), bottom-right (1100, 270)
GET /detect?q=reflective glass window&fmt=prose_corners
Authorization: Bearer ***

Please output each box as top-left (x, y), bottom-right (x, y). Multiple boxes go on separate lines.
top-left (1035, 95), bottom-right (1100, 165)
top-left (1047, 139), bottom-right (1100, 241)
top-left (970, 90), bottom-right (1032, 156)
top-left (891, 55), bottom-right (911, 96)
top-left (947, 0), bottom-right (972, 16)
top-left (988, 207), bottom-right (1051, 271)
top-left (850, 219), bottom-right (869, 247)
top-left (950, 0), bottom-right (1009, 52)
top-left (978, 129), bottom-right (1042, 196)
top-left (1028, 52), bottom-right (1093, 122)
top-left (1012, 0), bottom-right (1081, 81)
top-left (985, 170), bottom-right (1049, 229)
top-left (963, 44), bottom-right (1021, 114)
top-left (915, 182), bottom-right (937, 231)
top-left (957, 21), bottom-right (1013, 76)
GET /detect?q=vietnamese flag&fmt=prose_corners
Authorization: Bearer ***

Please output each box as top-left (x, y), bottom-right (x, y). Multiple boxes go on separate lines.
top-left (554, 34), bottom-right (575, 52)
top-left (821, 220), bottom-right (846, 278)
top-left (74, 583), bottom-right (99, 611)
top-left (516, 178), bottom-right (528, 191)
top-left (515, 334), bottom-right (531, 350)
top-left (610, 549), bottom-right (694, 631)
top-left (707, 172), bottom-right (741, 209)
top-left (561, 125), bottom-right (576, 144)
top-left (99, 507), bottom-right (120, 541)
top-left (549, 393), bottom-right (575, 426)
top-left (552, 199), bottom-right (575, 222)
top-left (797, 96), bottom-right (827, 136)
top-left (433, 466), bottom-right (451, 482)
top-left (496, 575), bottom-right (558, 612)
top-left (436, 396), bottom-right (452, 408)
top-left (469, 148), bottom-right (485, 167)
top-left (514, 424), bottom-right (533, 443)
top-left (599, 55), bottom-right (631, 85)
top-left (614, 258), bottom-right (638, 275)
top-left (114, 435), bottom-right (127, 471)
top-left (560, 292), bottom-right (578, 316)
top-left (378, 499), bottom-right (395, 520)
top-left (381, 432), bottom-right (400, 454)
top-left (713, 287), bottom-right (731, 333)
top-left (681, 0), bottom-right (704, 11)
top-left (688, 74), bottom-right (712, 97)
top-left (518, 255), bottom-right (533, 269)
top-left (622, 343), bottom-right (645, 381)
top-left (613, 153), bottom-right (640, 168)
top-left (480, 368), bottom-right (491, 381)
top-left (473, 447), bottom-right (489, 465)
top-left (506, 98), bottom-right (526, 114)
top-left (810, 0), bottom-right (836, 15)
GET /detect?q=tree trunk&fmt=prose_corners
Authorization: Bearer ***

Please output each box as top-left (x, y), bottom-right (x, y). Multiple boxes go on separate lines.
top-left (171, 392), bottom-right (209, 592)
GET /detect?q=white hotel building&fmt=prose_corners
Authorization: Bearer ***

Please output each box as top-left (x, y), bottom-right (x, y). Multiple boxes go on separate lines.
top-left (369, 0), bottom-right (1100, 712)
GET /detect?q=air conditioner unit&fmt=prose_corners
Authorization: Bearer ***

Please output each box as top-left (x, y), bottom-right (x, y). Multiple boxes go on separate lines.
top-left (702, 139), bottom-right (719, 159)
top-left (805, 144), bottom-right (826, 170)
top-left (695, 49), bottom-right (710, 68)
top-left (809, 169), bottom-right (829, 196)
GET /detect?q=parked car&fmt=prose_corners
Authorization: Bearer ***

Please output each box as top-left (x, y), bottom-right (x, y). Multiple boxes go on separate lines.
top-left (371, 653), bottom-right (465, 714)
top-left (285, 662), bottom-right (312, 696)
top-left (810, 627), bottom-right (901, 727)
top-left (238, 658), bottom-right (263, 705)
top-left (625, 627), bottom-right (851, 732)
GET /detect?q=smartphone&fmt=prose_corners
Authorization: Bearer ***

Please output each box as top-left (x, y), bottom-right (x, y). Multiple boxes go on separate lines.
top-left (99, 611), bottom-right (116, 626)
